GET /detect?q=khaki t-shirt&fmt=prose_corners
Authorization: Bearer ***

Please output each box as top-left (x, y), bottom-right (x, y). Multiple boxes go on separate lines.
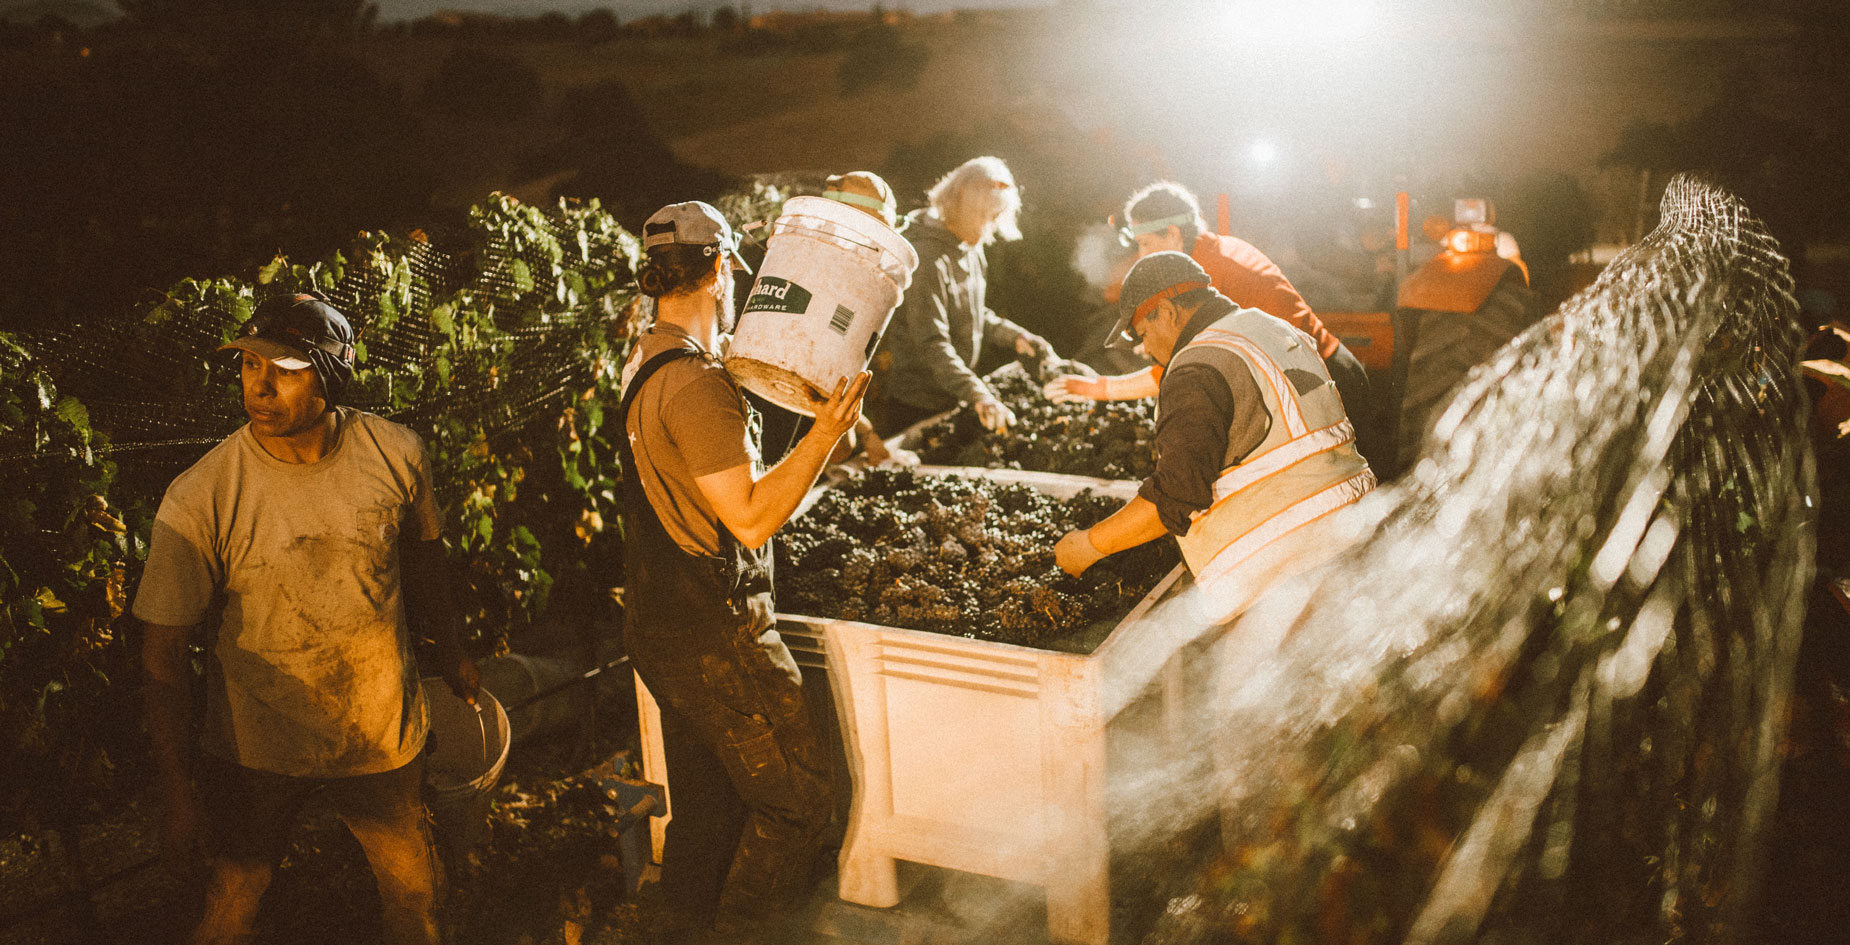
top-left (133, 408), bottom-right (441, 778)
top-left (620, 327), bottom-right (758, 556)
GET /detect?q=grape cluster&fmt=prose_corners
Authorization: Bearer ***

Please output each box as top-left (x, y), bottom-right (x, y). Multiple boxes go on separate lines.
top-left (775, 467), bottom-right (1178, 649)
top-left (913, 371), bottom-right (1157, 480)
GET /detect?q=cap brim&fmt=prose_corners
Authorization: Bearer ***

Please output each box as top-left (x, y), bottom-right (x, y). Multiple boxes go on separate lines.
top-left (219, 337), bottom-right (313, 371)
top-left (1103, 307), bottom-right (1141, 350)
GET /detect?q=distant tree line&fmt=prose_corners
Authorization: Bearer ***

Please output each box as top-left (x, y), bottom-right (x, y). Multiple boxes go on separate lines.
top-left (0, 1), bottom-right (736, 333)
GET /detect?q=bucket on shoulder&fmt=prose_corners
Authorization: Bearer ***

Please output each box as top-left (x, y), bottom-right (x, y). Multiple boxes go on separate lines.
top-left (726, 195), bottom-right (919, 416)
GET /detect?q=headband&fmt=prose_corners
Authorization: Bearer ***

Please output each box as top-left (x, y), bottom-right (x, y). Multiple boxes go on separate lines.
top-left (1118, 211), bottom-right (1196, 247)
top-left (822, 190), bottom-right (892, 214)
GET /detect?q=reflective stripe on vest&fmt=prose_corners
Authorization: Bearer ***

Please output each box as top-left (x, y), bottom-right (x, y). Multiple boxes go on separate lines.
top-left (1189, 469), bottom-right (1375, 595)
top-left (1191, 326), bottom-right (1310, 438)
top-left (1169, 308), bottom-right (1374, 620)
top-left (1210, 418), bottom-right (1359, 501)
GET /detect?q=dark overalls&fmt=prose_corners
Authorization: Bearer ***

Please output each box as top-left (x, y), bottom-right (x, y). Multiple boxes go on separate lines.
top-left (617, 345), bottom-right (834, 926)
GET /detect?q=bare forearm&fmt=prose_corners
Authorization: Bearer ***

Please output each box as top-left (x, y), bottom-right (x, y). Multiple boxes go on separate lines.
top-left (147, 680), bottom-right (191, 789)
top-left (1106, 367), bottom-right (1159, 400)
top-left (733, 427), bottom-right (840, 548)
top-left (700, 372), bottom-right (870, 548)
top-left (1086, 496), bottom-right (1169, 555)
top-left (401, 539), bottom-right (463, 650)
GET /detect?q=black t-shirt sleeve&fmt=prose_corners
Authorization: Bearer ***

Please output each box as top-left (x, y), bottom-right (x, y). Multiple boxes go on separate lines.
top-left (1138, 361), bottom-right (1270, 536)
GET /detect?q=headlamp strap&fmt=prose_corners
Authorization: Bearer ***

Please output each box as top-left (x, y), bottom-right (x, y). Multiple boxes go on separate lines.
top-left (822, 190), bottom-right (890, 214)
top-left (1125, 212), bottom-right (1195, 239)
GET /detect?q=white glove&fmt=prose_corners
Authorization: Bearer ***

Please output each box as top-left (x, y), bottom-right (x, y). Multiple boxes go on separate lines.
top-left (1043, 375), bottom-right (1107, 404)
top-left (972, 394), bottom-right (1017, 434)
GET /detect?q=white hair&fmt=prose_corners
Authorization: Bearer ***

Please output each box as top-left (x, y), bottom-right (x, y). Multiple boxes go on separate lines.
top-left (927, 156), bottom-right (1021, 245)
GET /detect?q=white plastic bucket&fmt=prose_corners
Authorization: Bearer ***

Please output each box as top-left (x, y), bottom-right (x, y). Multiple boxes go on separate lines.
top-left (726, 195), bottom-right (919, 416)
top-left (475, 652), bottom-right (580, 742)
top-left (422, 678), bottom-right (510, 848)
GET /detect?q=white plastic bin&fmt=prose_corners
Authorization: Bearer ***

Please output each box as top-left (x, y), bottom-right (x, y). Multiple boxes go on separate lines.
top-left (636, 468), bottom-right (1210, 945)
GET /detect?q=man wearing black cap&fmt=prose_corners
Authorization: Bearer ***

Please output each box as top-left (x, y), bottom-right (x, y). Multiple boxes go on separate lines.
top-left (137, 293), bottom-right (478, 945)
top-left (621, 201), bottom-right (867, 941)
top-left (1053, 253), bottom-right (1375, 624)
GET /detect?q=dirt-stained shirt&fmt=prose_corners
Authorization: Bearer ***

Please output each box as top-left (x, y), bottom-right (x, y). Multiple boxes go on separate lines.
top-left (620, 325), bottom-right (759, 557)
top-left (132, 407), bottom-right (440, 778)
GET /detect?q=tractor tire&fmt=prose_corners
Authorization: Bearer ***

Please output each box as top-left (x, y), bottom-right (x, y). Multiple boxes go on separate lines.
top-left (1395, 271), bottom-right (1537, 471)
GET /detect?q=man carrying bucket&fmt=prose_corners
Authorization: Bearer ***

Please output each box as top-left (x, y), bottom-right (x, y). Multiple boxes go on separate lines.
top-left (620, 201), bottom-right (868, 941)
top-left (875, 156), bottom-right (1056, 435)
top-left (137, 292), bottom-right (479, 944)
top-left (1052, 252), bottom-right (1376, 624)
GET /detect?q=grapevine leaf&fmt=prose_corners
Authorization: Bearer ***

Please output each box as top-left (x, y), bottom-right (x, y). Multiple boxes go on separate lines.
top-left (55, 397), bottom-right (91, 436)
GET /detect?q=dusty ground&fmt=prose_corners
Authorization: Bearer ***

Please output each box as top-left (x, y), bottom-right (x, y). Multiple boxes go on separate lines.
top-left (0, 712), bottom-right (650, 945)
top-left (3, 586), bottom-right (1846, 945)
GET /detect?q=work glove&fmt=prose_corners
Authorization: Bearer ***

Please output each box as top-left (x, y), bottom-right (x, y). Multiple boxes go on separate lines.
top-left (972, 393), bottom-right (1016, 434)
top-left (1043, 375), bottom-right (1108, 404)
top-left (1055, 529), bottom-right (1107, 576)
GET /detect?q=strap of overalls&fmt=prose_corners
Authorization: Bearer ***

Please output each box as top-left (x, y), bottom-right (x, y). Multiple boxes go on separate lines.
top-left (617, 345), bottom-right (773, 611)
top-left (616, 346), bottom-right (704, 542)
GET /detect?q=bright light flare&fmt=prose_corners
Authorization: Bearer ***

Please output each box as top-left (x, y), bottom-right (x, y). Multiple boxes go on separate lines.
top-left (1250, 140), bottom-right (1280, 165)
top-left (1217, 0), bottom-right (1379, 47)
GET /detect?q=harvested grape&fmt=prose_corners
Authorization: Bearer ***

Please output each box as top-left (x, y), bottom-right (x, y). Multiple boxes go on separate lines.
top-left (913, 370), bottom-right (1157, 480)
top-left (776, 467), bottom-right (1178, 649)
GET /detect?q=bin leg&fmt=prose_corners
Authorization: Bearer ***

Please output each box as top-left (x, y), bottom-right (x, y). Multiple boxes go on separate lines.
top-left (1045, 829), bottom-right (1109, 945)
top-left (634, 673), bottom-right (672, 865)
top-left (1046, 694), bottom-right (1110, 945)
top-left (837, 844), bottom-right (899, 908)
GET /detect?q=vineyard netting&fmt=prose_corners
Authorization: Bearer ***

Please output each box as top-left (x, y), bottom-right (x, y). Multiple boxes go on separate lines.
top-left (1119, 174), bottom-right (1814, 945)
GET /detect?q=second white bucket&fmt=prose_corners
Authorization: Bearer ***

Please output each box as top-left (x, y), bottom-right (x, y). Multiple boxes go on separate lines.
top-left (726, 195), bottom-right (919, 416)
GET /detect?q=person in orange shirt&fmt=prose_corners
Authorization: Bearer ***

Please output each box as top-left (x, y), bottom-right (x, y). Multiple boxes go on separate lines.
top-left (1047, 181), bottom-right (1385, 469)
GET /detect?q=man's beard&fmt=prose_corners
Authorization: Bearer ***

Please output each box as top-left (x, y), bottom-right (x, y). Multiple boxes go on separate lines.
top-left (715, 289), bottom-right (737, 334)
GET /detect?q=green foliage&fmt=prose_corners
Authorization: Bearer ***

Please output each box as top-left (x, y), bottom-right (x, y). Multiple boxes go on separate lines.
top-left (274, 194), bottom-right (646, 652)
top-left (0, 193), bottom-right (646, 845)
top-left (0, 333), bottom-right (143, 843)
top-left (713, 176), bottom-right (800, 254)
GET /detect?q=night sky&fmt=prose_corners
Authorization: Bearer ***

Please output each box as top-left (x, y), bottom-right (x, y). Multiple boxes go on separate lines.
top-left (374, 0), bottom-right (1044, 20)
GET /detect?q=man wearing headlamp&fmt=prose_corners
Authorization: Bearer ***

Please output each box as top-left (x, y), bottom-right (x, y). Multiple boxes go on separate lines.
top-left (1046, 182), bottom-right (1383, 468)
